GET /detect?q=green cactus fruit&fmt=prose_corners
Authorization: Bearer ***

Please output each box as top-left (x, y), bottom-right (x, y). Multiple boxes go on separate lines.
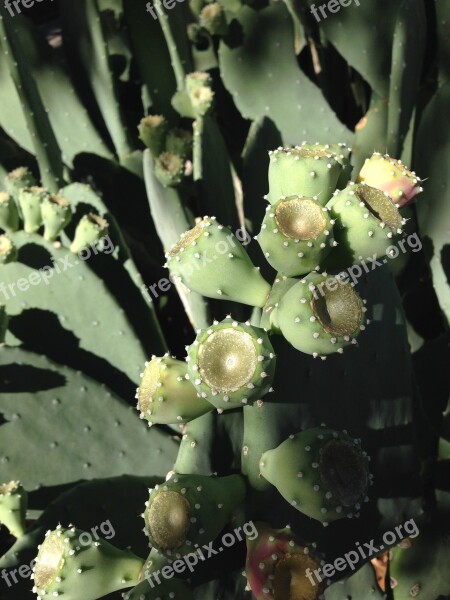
top-left (256, 195), bottom-right (335, 276)
top-left (267, 146), bottom-right (343, 206)
top-left (32, 525), bottom-right (144, 600)
top-left (155, 152), bottom-right (185, 188)
top-left (186, 317), bottom-right (276, 410)
top-left (260, 274), bottom-right (298, 333)
top-left (200, 3), bottom-right (229, 36)
top-left (70, 213), bottom-right (109, 254)
top-left (324, 181), bottom-right (406, 270)
top-left (0, 191), bottom-right (19, 232)
top-left (0, 480), bottom-right (27, 538)
top-left (357, 152), bottom-right (423, 208)
top-left (143, 473), bottom-right (246, 557)
top-left (165, 216), bottom-right (271, 307)
top-left (166, 128), bottom-right (193, 159)
top-left (138, 115), bottom-right (168, 157)
top-left (246, 522), bottom-right (325, 600)
top-left (4, 166), bottom-right (36, 199)
top-left (326, 142), bottom-right (353, 189)
top-left (0, 233), bottom-right (18, 264)
top-left (41, 194), bottom-right (73, 241)
top-left (260, 426), bottom-right (371, 525)
top-left (18, 186), bottom-right (47, 234)
top-left (124, 578), bottom-right (194, 600)
top-left (186, 72), bottom-right (214, 117)
top-left (277, 272), bottom-right (366, 357)
top-left (136, 354), bottom-right (213, 425)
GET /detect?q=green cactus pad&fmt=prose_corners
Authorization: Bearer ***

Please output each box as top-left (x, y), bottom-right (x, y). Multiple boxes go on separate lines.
top-left (32, 525), bottom-right (144, 600)
top-left (0, 480), bottom-right (27, 538)
top-left (325, 181), bottom-right (405, 270)
top-left (166, 128), bottom-right (193, 159)
top-left (138, 114), bottom-right (168, 157)
top-left (70, 213), bottom-right (109, 254)
top-left (186, 318), bottom-right (276, 410)
top-left (357, 152), bottom-right (423, 208)
top-left (260, 274), bottom-right (298, 333)
top-left (166, 216), bottom-right (271, 307)
top-left (41, 194), bottom-right (73, 241)
top-left (245, 522), bottom-right (325, 600)
top-left (155, 152), bottom-right (185, 188)
top-left (0, 191), bottom-right (19, 232)
top-left (4, 166), bottom-right (36, 199)
top-left (200, 3), bottom-right (228, 37)
top-left (143, 473), bottom-right (245, 557)
top-left (0, 234), bottom-right (17, 264)
top-left (277, 272), bottom-right (366, 357)
top-left (256, 195), bottom-right (335, 276)
top-left (260, 427), bottom-right (371, 525)
top-left (137, 354), bottom-right (213, 425)
top-left (18, 186), bottom-right (47, 234)
top-left (267, 146), bottom-right (343, 206)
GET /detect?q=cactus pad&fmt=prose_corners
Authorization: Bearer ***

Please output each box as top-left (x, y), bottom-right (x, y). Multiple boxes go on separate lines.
top-left (0, 480), bottom-right (27, 538)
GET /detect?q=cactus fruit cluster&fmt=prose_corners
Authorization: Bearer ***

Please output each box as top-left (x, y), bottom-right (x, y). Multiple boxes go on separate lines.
top-left (0, 0), bottom-right (449, 599)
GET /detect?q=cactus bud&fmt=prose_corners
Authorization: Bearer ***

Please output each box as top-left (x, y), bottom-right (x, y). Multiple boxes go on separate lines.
top-left (32, 526), bottom-right (144, 600)
top-left (277, 272), bottom-right (365, 356)
top-left (4, 166), bottom-right (36, 198)
top-left (186, 318), bottom-right (276, 409)
top-left (357, 152), bottom-right (423, 208)
top-left (18, 187), bottom-right (47, 234)
top-left (0, 192), bottom-right (19, 232)
top-left (143, 473), bottom-right (245, 556)
top-left (257, 195), bottom-right (334, 276)
top-left (260, 427), bottom-right (371, 524)
top-left (166, 128), bottom-right (193, 159)
top-left (155, 152), bottom-right (185, 188)
top-left (137, 355), bottom-right (213, 425)
top-left (186, 72), bottom-right (214, 117)
top-left (0, 234), bottom-right (17, 264)
top-left (200, 3), bottom-right (229, 36)
top-left (41, 194), bottom-right (72, 241)
top-left (70, 213), bottom-right (109, 254)
top-left (138, 115), bottom-right (168, 157)
top-left (0, 480), bottom-right (27, 538)
top-left (166, 217), bottom-right (271, 307)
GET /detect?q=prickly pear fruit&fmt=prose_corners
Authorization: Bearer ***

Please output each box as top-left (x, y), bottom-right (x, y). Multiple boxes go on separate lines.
top-left (41, 194), bottom-right (72, 241)
top-left (245, 522), bottom-right (325, 600)
top-left (267, 146), bottom-right (343, 206)
top-left (325, 181), bottom-right (405, 270)
top-left (186, 317), bottom-right (276, 410)
top-left (136, 354), bottom-right (213, 425)
top-left (200, 3), bottom-right (228, 36)
top-left (143, 473), bottom-right (245, 557)
top-left (260, 274), bottom-right (297, 333)
top-left (32, 525), bottom-right (144, 600)
top-left (18, 187), bottom-right (47, 234)
top-left (256, 195), bottom-right (335, 276)
top-left (0, 480), bottom-right (27, 538)
top-left (277, 272), bottom-right (366, 356)
top-left (0, 192), bottom-right (19, 232)
top-left (166, 128), bottom-right (193, 159)
top-left (70, 213), bottom-right (109, 254)
top-left (186, 72), bottom-right (214, 117)
top-left (166, 217), bottom-right (271, 307)
top-left (4, 166), bottom-right (36, 198)
top-left (155, 152), bottom-right (185, 188)
top-left (357, 152), bottom-right (423, 208)
top-left (0, 234), bottom-right (17, 264)
top-left (260, 426), bottom-right (371, 525)
top-left (138, 115), bottom-right (168, 157)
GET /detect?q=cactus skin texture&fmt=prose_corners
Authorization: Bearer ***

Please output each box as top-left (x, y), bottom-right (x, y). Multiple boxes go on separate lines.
top-left (155, 152), bottom-right (185, 188)
top-left (0, 480), bottom-right (27, 538)
top-left (186, 318), bottom-right (276, 410)
top-left (260, 426), bottom-right (371, 525)
top-left (200, 3), bottom-right (229, 36)
top-left (17, 186), bottom-right (47, 234)
top-left (32, 525), bottom-right (144, 600)
top-left (277, 272), bottom-right (366, 357)
top-left (325, 181), bottom-right (405, 270)
top-left (166, 216), bottom-right (271, 307)
top-left (0, 233), bottom-right (17, 264)
top-left (0, 191), bottom-right (19, 232)
top-left (256, 195), bottom-right (335, 277)
top-left (260, 274), bottom-right (298, 333)
top-left (245, 522), bottom-right (325, 600)
top-left (357, 152), bottom-right (423, 208)
top-left (138, 115), bottom-right (168, 157)
top-left (143, 473), bottom-right (245, 557)
top-left (69, 213), bottom-right (109, 254)
top-left (267, 146), bottom-right (344, 206)
top-left (166, 128), bottom-right (193, 159)
top-left (4, 166), bottom-right (36, 199)
top-left (41, 194), bottom-right (72, 241)
top-left (136, 354), bottom-right (213, 425)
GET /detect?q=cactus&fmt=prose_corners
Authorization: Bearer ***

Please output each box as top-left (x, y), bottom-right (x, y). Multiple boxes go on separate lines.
top-left (200, 3), bottom-right (228, 36)
top-left (0, 233), bottom-right (17, 264)
top-left (0, 191), bottom-right (19, 232)
top-left (4, 166), bottom-right (36, 198)
top-left (186, 318), bottom-right (276, 409)
top-left (41, 194), bottom-right (73, 241)
top-left (69, 213), bottom-right (109, 253)
top-left (17, 187), bottom-right (47, 234)
top-left (138, 115), bottom-right (169, 157)
top-left (166, 127), bottom-right (193, 159)
top-left (260, 427), bottom-right (371, 525)
top-left (154, 151), bottom-right (185, 188)
top-left (0, 480), bottom-right (27, 538)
